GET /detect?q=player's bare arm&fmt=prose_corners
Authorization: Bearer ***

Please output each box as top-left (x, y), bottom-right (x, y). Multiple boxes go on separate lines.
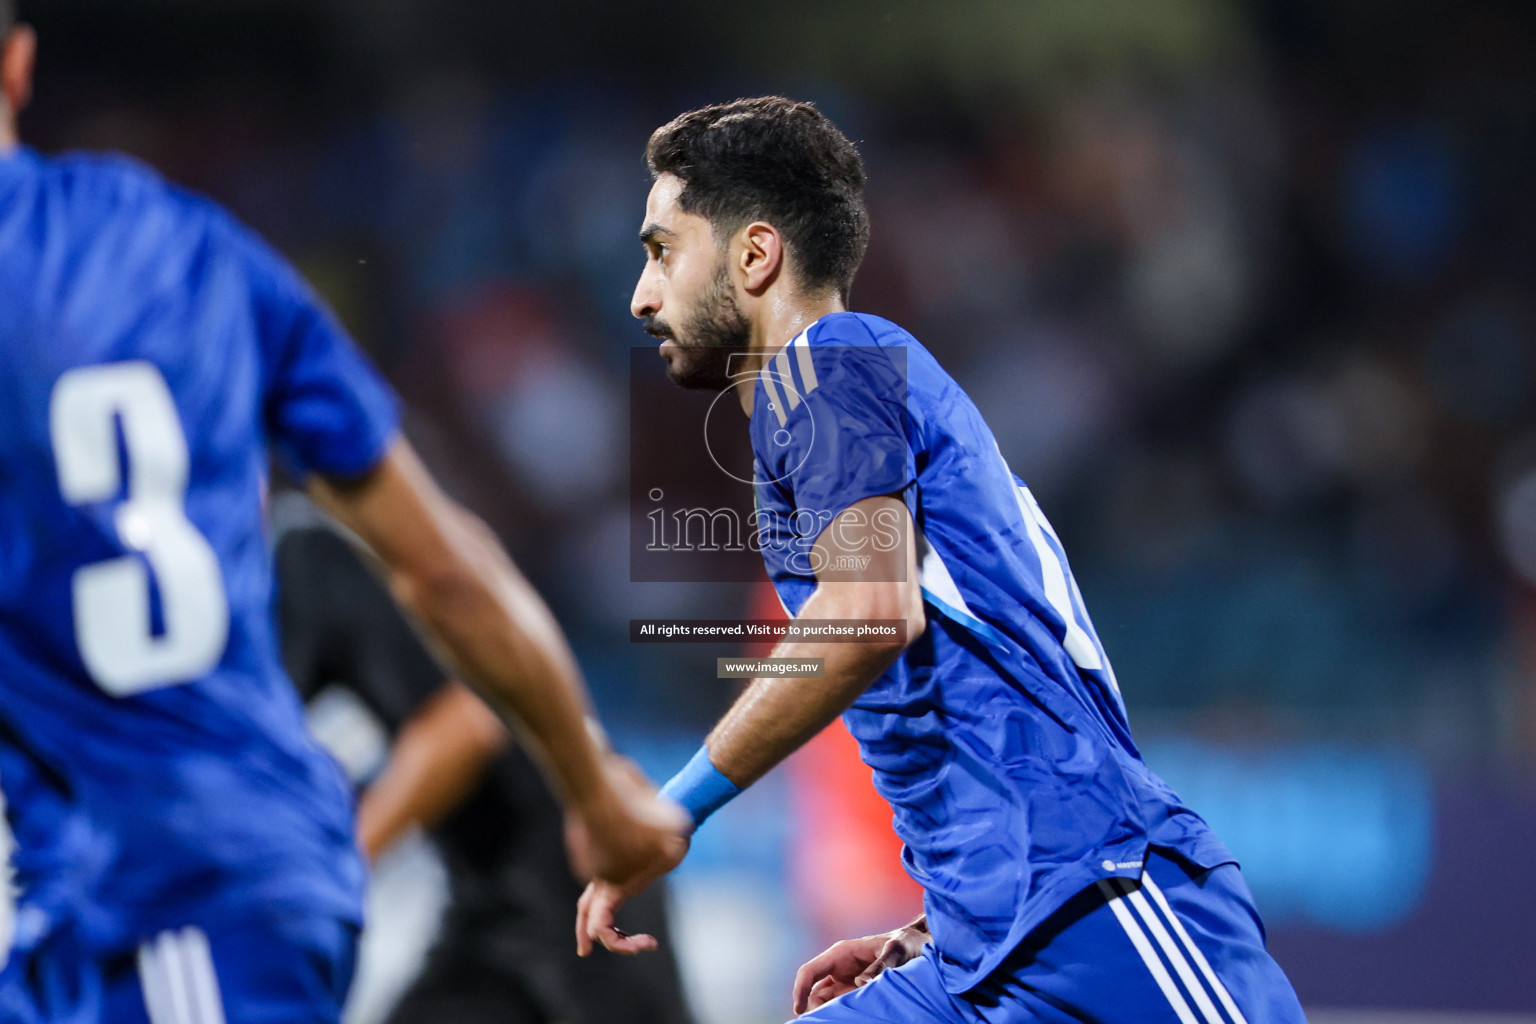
top-left (576, 495), bottom-right (924, 955)
top-left (704, 495), bottom-right (924, 788)
top-left (354, 682), bottom-right (509, 862)
top-left (309, 435), bottom-right (688, 886)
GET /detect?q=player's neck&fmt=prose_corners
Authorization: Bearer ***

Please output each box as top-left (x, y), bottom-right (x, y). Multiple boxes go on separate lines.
top-left (0, 117), bottom-right (16, 154)
top-left (735, 292), bottom-right (846, 415)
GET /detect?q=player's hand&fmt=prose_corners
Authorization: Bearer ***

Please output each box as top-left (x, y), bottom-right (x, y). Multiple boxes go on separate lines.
top-left (568, 754), bottom-right (689, 956)
top-left (790, 922), bottom-right (930, 1014)
top-left (573, 824), bottom-right (690, 956)
top-left (566, 752), bottom-right (689, 884)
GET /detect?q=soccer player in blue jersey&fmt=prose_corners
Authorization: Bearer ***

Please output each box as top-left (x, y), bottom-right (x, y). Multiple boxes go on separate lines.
top-left (577, 97), bottom-right (1309, 1023)
top-left (0, 9), bottom-right (684, 1023)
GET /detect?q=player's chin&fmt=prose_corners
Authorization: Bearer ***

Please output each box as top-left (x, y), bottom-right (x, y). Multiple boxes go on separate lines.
top-left (661, 346), bottom-right (699, 386)
top-left (656, 337), bottom-right (681, 365)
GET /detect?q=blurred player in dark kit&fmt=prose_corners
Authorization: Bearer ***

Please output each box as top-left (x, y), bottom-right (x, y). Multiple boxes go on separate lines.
top-left (275, 510), bottom-right (694, 1024)
top-left (0, 5), bottom-right (684, 1021)
top-left (579, 96), bottom-right (1308, 1023)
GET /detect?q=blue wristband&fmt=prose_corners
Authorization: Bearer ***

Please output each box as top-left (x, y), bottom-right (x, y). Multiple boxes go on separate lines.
top-left (660, 746), bottom-right (741, 831)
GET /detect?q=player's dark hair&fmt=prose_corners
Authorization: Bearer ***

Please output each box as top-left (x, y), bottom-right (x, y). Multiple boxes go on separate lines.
top-left (646, 96), bottom-right (869, 301)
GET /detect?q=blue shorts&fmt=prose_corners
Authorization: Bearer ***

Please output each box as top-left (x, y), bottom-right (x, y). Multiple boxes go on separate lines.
top-left (0, 910), bottom-right (358, 1024)
top-left (798, 848), bottom-right (1305, 1024)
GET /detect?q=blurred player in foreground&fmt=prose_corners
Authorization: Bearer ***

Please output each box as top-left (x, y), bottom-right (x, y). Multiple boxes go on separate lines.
top-left (0, 7), bottom-right (683, 1022)
top-left (578, 96), bottom-right (1308, 1023)
top-left (274, 507), bottom-right (693, 1024)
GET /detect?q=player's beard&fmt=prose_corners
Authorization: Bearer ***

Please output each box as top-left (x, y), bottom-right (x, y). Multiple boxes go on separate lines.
top-left (647, 260), bottom-right (750, 391)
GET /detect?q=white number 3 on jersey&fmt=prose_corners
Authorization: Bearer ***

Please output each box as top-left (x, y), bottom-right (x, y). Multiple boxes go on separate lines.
top-left (50, 362), bottom-right (229, 696)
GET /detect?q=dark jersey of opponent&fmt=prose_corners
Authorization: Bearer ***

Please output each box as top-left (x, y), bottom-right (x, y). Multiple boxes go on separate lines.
top-left (275, 521), bottom-right (693, 1024)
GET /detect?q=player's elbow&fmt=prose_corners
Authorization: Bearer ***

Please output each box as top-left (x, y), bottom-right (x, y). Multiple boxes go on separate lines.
top-left (906, 591), bottom-right (927, 646)
top-left (388, 556), bottom-right (494, 641)
top-left (900, 583), bottom-right (926, 648)
top-left (857, 578), bottom-right (926, 652)
top-left (387, 508), bottom-right (509, 628)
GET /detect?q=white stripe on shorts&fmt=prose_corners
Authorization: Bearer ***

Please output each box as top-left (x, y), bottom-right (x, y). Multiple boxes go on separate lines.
top-left (1118, 879), bottom-right (1226, 1024)
top-left (1143, 873), bottom-right (1250, 1024)
top-left (137, 927), bottom-right (227, 1024)
top-left (1102, 872), bottom-right (1250, 1024)
top-left (1097, 879), bottom-right (1200, 1024)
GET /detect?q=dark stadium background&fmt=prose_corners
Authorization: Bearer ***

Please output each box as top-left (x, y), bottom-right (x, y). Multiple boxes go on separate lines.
top-left (12, 0), bottom-right (1535, 1019)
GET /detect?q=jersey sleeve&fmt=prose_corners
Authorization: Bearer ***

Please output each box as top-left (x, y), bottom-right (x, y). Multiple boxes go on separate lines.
top-left (275, 525), bottom-right (448, 731)
top-left (758, 341), bottom-right (915, 524)
top-left (225, 216), bottom-right (400, 480)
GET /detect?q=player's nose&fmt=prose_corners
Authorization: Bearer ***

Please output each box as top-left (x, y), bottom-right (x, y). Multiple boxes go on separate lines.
top-left (631, 265), bottom-right (660, 320)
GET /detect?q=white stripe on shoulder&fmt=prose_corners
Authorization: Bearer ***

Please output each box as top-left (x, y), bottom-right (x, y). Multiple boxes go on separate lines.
top-left (792, 330), bottom-right (819, 394)
top-left (1097, 880), bottom-right (1200, 1024)
top-left (1143, 874), bottom-right (1250, 1024)
top-left (772, 348), bottom-right (802, 410)
top-left (758, 368), bottom-right (788, 427)
top-left (1120, 881), bottom-right (1227, 1024)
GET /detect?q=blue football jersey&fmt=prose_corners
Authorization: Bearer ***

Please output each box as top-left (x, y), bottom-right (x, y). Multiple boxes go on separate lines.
top-left (751, 312), bottom-right (1234, 994)
top-left (0, 146), bottom-right (398, 957)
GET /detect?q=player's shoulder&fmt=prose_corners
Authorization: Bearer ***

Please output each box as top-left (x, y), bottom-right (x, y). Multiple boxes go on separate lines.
top-left (784, 312), bottom-right (912, 396)
top-left (41, 148), bottom-right (244, 242)
top-left (803, 311), bottom-right (914, 349)
top-left (47, 147), bottom-right (163, 190)
top-left (752, 315), bottom-right (915, 448)
top-left (46, 148), bottom-right (185, 206)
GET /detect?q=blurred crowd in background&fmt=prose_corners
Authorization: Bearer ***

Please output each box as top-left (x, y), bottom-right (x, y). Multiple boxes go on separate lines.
top-left (14, 0), bottom-right (1536, 1017)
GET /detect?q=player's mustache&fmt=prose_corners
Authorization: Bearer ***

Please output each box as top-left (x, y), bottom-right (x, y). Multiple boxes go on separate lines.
top-left (641, 317), bottom-right (674, 341)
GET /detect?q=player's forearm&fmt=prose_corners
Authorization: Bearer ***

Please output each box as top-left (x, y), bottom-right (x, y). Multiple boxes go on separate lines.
top-left (355, 683), bottom-right (507, 861)
top-left (706, 582), bottom-right (918, 788)
top-left (310, 440), bottom-right (612, 815)
top-left (660, 497), bottom-right (923, 827)
top-left (706, 642), bottom-right (896, 788)
top-left (389, 521), bottom-right (607, 810)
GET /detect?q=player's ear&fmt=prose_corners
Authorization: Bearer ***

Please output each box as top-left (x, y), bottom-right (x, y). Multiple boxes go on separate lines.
top-left (1, 24), bottom-right (37, 117)
top-left (736, 221), bottom-right (783, 294)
